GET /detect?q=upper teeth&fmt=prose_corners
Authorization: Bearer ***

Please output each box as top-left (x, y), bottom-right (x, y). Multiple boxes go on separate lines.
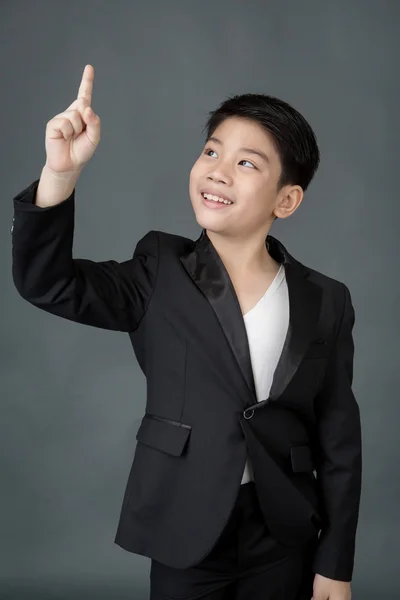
top-left (203, 193), bottom-right (232, 205)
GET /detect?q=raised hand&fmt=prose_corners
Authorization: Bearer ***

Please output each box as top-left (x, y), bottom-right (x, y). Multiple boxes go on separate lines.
top-left (44, 64), bottom-right (101, 175)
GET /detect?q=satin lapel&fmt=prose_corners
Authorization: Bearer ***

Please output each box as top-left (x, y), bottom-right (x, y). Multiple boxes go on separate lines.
top-left (267, 257), bottom-right (323, 403)
top-left (180, 230), bottom-right (256, 398)
top-left (179, 231), bottom-right (323, 407)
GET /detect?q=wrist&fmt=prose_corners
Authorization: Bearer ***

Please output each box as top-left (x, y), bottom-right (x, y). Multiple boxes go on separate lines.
top-left (35, 164), bottom-right (82, 207)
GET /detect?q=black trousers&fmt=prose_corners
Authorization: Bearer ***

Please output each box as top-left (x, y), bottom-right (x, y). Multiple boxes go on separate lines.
top-left (150, 481), bottom-right (318, 600)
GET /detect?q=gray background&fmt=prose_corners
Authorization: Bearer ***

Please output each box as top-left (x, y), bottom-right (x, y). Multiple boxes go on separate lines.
top-left (1, 0), bottom-right (399, 598)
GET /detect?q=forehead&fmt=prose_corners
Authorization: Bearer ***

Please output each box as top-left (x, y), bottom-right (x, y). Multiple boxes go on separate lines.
top-left (209, 117), bottom-right (277, 154)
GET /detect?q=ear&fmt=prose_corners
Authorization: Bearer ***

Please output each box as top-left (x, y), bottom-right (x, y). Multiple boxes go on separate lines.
top-left (273, 185), bottom-right (304, 220)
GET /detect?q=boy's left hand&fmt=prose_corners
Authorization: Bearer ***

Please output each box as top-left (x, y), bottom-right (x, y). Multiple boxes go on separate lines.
top-left (312, 573), bottom-right (351, 600)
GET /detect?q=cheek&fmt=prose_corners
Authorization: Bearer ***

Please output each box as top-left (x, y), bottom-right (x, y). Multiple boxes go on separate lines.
top-left (237, 183), bottom-right (272, 216)
top-left (190, 159), bottom-right (203, 181)
top-left (189, 170), bottom-right (197, 196)
top-left (189, 167), bottom-right (196, 187)
top-left (189, 167), bottom-right (202, 208)
top-left (189, 159), bottom-right (207, 191)
top-left (189, 166), bottom-right (200, 195)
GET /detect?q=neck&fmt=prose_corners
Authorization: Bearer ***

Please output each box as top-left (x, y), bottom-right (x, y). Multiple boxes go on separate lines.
top-left (205, 229), bottom-right (278, 276)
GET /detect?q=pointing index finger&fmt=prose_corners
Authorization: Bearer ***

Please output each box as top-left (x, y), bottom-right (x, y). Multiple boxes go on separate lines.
top-left (77, 64), bottom-right (94, 105)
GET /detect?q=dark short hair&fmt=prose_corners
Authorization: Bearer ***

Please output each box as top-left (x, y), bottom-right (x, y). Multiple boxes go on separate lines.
top-left (203, 93), bottom-right (320, 192)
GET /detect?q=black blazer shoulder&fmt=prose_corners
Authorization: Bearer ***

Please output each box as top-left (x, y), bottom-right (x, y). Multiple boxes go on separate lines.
top-left (154, 228), bottom-right (352, 327)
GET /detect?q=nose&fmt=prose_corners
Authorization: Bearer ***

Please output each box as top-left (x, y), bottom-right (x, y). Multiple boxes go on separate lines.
top-left (207, 161), bottom-right (233, 185)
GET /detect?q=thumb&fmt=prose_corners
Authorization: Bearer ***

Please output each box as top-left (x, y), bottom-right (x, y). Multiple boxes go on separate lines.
top-left (82, 105), bottom-right (101, 146)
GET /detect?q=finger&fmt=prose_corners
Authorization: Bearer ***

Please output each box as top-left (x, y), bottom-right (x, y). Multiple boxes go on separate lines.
top-left (81, 105), bottom-right (101, 146)
top-left (47, 111), bottom-right (84, 140)
top-left (46, 116), bottom-right (75, 140)
top-left (65, 96), bottom-right (90, 115)
top-left (55, 109), bottom-right (85, 133)
top-left (77, 64), bottom-right (94, 106)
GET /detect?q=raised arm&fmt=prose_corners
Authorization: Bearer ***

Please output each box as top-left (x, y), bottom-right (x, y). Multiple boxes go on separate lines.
top-left (11, 65), bottom-right (158, 332)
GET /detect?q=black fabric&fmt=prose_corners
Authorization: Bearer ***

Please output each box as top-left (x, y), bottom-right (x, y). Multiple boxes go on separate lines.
top-left (11, 178), bottom-right (362, 582)
top-left (149, 482), bottom-right (318, 600)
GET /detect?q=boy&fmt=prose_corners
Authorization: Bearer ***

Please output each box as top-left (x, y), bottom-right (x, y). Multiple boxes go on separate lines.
top-left (11, 65), bottom-right (362, 600)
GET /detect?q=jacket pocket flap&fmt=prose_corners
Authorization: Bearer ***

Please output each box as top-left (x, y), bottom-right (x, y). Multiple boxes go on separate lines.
top-left (136, 414), bottom-right (191, 457)
top-left (290, 445), bottom-right (314, 472)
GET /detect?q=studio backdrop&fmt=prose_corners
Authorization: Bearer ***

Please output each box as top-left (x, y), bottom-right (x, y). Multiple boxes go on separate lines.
top-left (1, 0), bottom-right (399, 598)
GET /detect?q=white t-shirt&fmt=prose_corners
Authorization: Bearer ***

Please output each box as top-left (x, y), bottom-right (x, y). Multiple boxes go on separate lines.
top-left (241, 263), bottom-right (289, 485)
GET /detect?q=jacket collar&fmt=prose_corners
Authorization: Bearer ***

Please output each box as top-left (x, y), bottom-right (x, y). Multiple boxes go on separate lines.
top-left (180, 229), bottom-right (322, 409)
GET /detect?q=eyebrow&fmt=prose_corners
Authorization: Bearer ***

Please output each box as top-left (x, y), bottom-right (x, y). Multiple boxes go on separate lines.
top-left (207, 136), bottom-right (270, 164)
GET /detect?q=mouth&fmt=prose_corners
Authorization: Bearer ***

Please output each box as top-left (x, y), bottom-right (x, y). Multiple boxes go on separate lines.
top-left (200, 191), bottom-right (234, 209)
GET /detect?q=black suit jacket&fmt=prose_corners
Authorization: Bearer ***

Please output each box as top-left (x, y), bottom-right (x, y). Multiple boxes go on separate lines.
top-left (11, 178), bottom-right (362, 582)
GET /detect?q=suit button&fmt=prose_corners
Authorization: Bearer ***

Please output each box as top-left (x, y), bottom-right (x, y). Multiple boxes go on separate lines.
top-left (10, 224), bottom-right (14, 233)
top-left (243, 409), bottom-right (254, 419)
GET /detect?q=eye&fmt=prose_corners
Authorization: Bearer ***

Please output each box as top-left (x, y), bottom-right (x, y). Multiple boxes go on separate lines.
top-left (239, 160), bottom-right (255, 169)
top-left (203, 148), bottom-right (256, 169)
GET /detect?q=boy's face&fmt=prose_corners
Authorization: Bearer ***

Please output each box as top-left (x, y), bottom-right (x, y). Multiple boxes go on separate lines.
top-left (189, 116), bottom-right (285, 238)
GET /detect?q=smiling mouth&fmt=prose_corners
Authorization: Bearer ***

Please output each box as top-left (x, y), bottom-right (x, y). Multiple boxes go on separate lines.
top-left (201, 192), bottom-right (233, 205)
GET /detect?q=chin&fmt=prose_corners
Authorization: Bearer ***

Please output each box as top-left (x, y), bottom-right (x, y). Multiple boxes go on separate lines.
top-left (193, 210), bottom-right (229, 234)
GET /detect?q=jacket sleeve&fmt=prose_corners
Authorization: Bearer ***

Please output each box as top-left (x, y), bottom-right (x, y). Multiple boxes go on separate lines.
top-left (312, 283), bottom-right (362, 582)
top-left (11, 178), bottom-right (159, 332)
